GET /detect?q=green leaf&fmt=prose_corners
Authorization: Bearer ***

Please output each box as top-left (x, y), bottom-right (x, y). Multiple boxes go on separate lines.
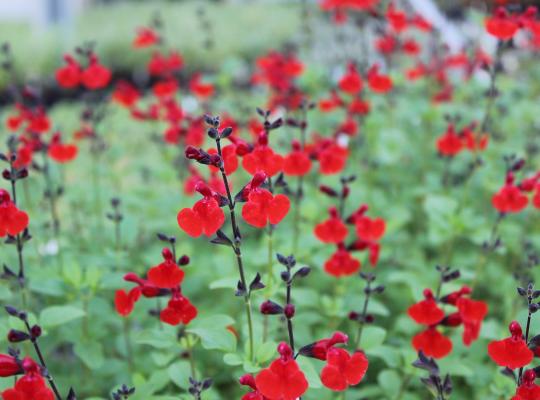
top-left (296, 357), bottom-right (322, 389)
top-left (74, 341), bottom-right (104, 369)
top-left (168, 361), bottom-right (192, 389)
top-left (223, 353), bottom-right (243, 366)
top-left (40, 305), bottom-right (85, 328)
top-left (378, 369), bottom-right (402, 398)
top-left (359, 326), bottom-right (386, 350)
top-left (135, 329), bottom-right (177, 349)
top-left (256, 341), bottom-right (277, 364)
top-left (186, 315), bottom-right (236, 352)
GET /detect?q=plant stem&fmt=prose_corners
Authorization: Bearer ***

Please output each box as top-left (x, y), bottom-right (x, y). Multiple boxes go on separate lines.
top-left (285, 276), bottom-right (295, 352)
top-left (353, 280), bottom-right (371, 350)
top-left (215, 137), bottom-right (255, 361)
top-left (123, 318), bottom-right (134, 375)
top-left (9, 160), bottom-right (27, 305)
top-left (23, 320), bottom-right (62, 400)
top-left (518, 296), bottom-right (532, 384)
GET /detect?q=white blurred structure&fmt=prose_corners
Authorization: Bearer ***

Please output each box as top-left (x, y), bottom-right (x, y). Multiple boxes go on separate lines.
top-left (0, 0), bottom-right (88, 29)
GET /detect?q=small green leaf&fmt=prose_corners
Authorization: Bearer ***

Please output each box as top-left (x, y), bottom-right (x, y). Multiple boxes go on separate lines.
top-left (40, 305), bottom-right (85, 328)
top-left (359, 326), bottom-right (386, 350)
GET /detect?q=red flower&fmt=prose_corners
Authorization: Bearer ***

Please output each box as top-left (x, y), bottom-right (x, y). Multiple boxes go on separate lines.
top-left (208, 145), bottom-right (238, 175)
top-left (367, 65), bottom-right (393, 93)
top-left (320, 348), bottom-right (368, 391)
top-left (408, 289), bottom-right (445, 325)
top-left (123, 272), bottom-right (161, 298)
top-left (314, 208), bottom-right (348, 244)
top-left (12, 145), bottom-right (33, 169)
top-left (492, 174), bottom-right (529, 213)
top-left (147, 248), bottom-right (185, 289)
top-left (255, 342), bottom-right (308, 400)
top-left (486, 7), bottom-right (519, 40)
top-left (299, 331), bottom-right (349, 360)
top-left (242, 188), bottom-right (290, 228)
top-left (324, 248), bottom-right (361, 277)
top-left (0, 189), bottom-right (29, 237)
top-left (177, 184), bottom-right (225, 237)
top-left (48, 137), bottom-right (78, 164)
top-left (386, 2), bottom-right (408, 32)
top-left (0, 354), bottom-right (22, 377)
top-left (152, 79), bottom-right (178, 98)
top-left (339, 63), bottom-right (363, 94)
top-left (133, 27), bottom-right (160, 48)
top-left (55, 55), bottom-right (81, 88)
top-left (355, 215), bottom-right (385, 242)
top-left (2, 359), bottom-right (55, 400)
top-left (148, 51), bottom-right (184, 76)
top-left (81, 56), bottom-right (111, 90)
top-left (462, 127), bottom-right (488, 152)
top-left (189, 73), bottom-right (215, 98)
top-left (112, 81), bottom-right (140, 108)
top-left (160, 294), bottom-right (197, 326)
top-left (242, 142), bottom-right (284, 178)
top-left (412, 327), bottom-right (452, 359)
top-left (436, 124), bottom-right (463, 156)
top-left (239, 374), bottom-right (267, 400)
top-left (283, 141), bottom-right (311, 176)
top-left (456, 297), bottom-right (488, 346)
top-left (318, 143), bottom-right (348, 175)
top-left (114, 287), bottom-right (141, 317)
top-left (515, 370), bottom-right (540, 400)
top-left (488, 321), bottom-right (534, 369)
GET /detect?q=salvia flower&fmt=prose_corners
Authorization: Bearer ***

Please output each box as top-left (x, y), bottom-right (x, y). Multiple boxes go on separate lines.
top-left (177, 183), bottom-right (225, 237)
top-left (0, 189), bottom-right (29, 237)
top-left (488, 321), bottom-right (534, 370)
top-left (320, 347), bottom-right (369, 391)
top-left (492, 173), bottom-right (529, 213)
top-left (241, 174), bottom-right (290, 228)
top-left (314, 207), bottom-right (348, 244)
top-left (254, 342), bottom-right (308, 400)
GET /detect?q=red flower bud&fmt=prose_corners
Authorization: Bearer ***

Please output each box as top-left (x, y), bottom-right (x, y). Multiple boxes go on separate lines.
top-left (0, 354), bottom-right (21, 377)
top-left (284, 304), bottom-right (295, 319)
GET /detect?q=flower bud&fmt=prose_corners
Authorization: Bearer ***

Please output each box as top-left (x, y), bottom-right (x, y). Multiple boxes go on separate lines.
top-left (7, 329), bottom-right (30, 343)
top-left (0, 354), bottom-right (21, 377)
top-left (161, 248), bottom-right (174, 261)
top-left (260, 300), bottom-right (283, 315)
top-left (284, 304), bottom-right (295, 319)
top-left (178, 255), bottom-right (190, 266)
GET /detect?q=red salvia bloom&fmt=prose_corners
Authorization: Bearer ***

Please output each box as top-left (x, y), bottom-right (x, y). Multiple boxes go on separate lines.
top-left (492, 173), bottom-right (529, 213)
top-left (242, 181), bottom-right (290, 228)
top-left (320, 348), bottom-right (369, 391)
top-left (208, 145), bottom-right (238, 175)
top-left (48, 133), bottom-right (78, 164)
top-left (314, 207), bottom-right (348, 244)
top-left (123, 272), bottom-right (162, 298)
top-left (254, 342), bottom-right (308, 400)
top-left (386, 2), bottom-right (408, 32)
top-left (348, 97), bottom-right (370, 115)
top-left (0, 189), bottom-right (29, 237)
top-left (318, 143), bottom-right (348, 175)
top-left (324, 248), bottom-right (361, 277)
top-left (147, 248), bottom-right (185, 289)
top-left (177, 183), bottom-right (225, 237)
top-left (408, 289), bottom-right (445, 325)
top-left (514, 370), bottom-right (540, 400)
top-left (456, 297), bottom-right (488, 346)
top-left (367, 65), bottom-right (393, 93)
top-left (189, 73), bottom-right (215, 99)
top-left (112, 81), bottom-right (140, 108)
top-left (114, 287), bottom-right (142, 317)
top-left (355, 215), bottom-right (385, 242)
top-left (436, 124), bottom-right (463, 156)
top-left (160, 293), bottom-right (197, 326)
top-left (0, 354), bottom-right (22, 377)
top-left (148, 51), bottom-right (184, 76)
top-left (299, 332), bottom-right (349, 360)
top-left (412, 327), bottom-right (453, 359)
top-left (152, 79), bottom-right (178, 98)
top-left (133, 27), bottom-right (160, 48)
top-left (485, 7), bottom-right (519, 40)
top-left (283, 141), bottom-right (311, 176)
top-left (55, 54), bottom-right (81, 88)
top-left (534, 186), bottom-right (540, 209)
top-left (339, 63), bottom-right (363, 95)
top-left (2, 358), bottom-right (55, 400)
top-left (12, 145), bottom-right (33, 169)
top-left (488, 321), bottom-right (534, 369)
top-left (242, 136), bottom-right (284, 177)
top-left (239, 374), bottom-right (267, 400)
top-left (81, 55), bottom-right (111, 90)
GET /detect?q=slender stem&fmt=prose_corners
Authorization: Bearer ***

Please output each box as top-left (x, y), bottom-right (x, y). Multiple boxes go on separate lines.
top-left (24, 320), bottom-right (62, 400)
top-left (480, 40), bottom-right (503, 135)
top-left (353, 281), bottom-right (371, 350)
top-left (9, 160), bottom-right (27, 303)
top-left (286, 277), bottom-right (295, 352)
top-left (42, 152), bottom-right (60, 237)
top-left (518, 297), bottom-right (533, 384)
top-left (215, 137), bottom-right (254, 361)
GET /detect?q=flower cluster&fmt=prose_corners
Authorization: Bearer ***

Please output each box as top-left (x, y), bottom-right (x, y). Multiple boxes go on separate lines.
top-left (115, 247), bottom-right (197, 326)
top-left (319, 0), bottom-right (379, 25)
top-left (488, 283), bottom-right (540, 399)
top-left (485, 6), bottom-right (538, 41)
top-left (436, 122), bottom-right (488, 157)
top-left (408, 266), bottom-right (488, 359)
top-left (0, 355), bottom-right (55, 400)
top-left (315, 178), bottom-right (385, 277)
top-left (56, 48), bottom-right (111, 90)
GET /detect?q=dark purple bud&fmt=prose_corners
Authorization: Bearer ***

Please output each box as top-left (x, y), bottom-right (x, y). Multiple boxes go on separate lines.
top-left (7, 329), bottom-right (30, 343)
top-left (260, 300), bottom-right (283, 315)
top-left (178, 255), bottom-right (190, 266)
top-left (284, 304), bottom-right (295, 319)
